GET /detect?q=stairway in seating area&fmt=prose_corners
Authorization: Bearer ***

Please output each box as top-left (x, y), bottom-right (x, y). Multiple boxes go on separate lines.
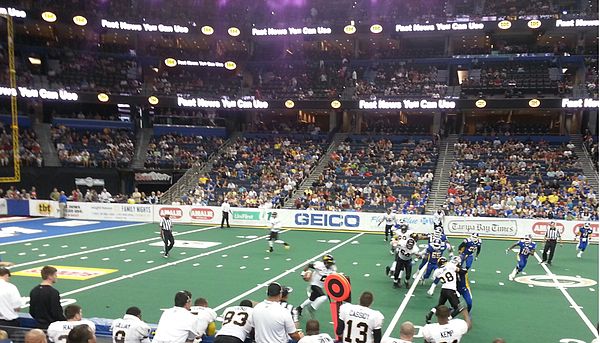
top-left (425, 134), bottom-right (458, 213)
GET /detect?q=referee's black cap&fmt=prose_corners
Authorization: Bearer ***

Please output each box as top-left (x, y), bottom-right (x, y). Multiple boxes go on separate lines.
top-left (267, 282), bottom-right (282, 297)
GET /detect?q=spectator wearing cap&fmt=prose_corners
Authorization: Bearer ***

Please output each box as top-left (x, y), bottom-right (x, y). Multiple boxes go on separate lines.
top-left (153, 290), bottom-right (203, 343)
top-left (279, 287), bottom-right (299, 329)
top-left (253, 283), bottom-right (303, 343)
top-left (0, 267), bottom-right (23, 331)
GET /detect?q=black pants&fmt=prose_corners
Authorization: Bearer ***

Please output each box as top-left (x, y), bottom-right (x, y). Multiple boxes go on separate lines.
top-left (214, 335), bottom-right (244, 343)
top-left (221, 212), bottom-right (230, 227)
top-left (384, 225), bottom-right (393, 239)
top-left (438, 288), bottom-right (461, 313)
top-left (393, 257), bottom-right (412, 282)
top-left (162, 229), bottom-right (174, 255)
top-left (542, 240), bottom-right (557, 263)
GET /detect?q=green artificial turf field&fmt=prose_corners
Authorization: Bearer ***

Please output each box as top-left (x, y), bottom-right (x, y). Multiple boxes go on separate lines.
top-left (3, 222), bottom-right (598, 342)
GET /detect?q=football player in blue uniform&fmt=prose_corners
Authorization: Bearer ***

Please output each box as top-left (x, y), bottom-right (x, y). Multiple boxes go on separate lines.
top-left (457, 233), bottom-right (482, 269)
top-left (506, 234), bottom-right (536, 281)
top-left (575, 223), bottom-right (594, 258)
top-left (416, 238), bottom-right (451, 283)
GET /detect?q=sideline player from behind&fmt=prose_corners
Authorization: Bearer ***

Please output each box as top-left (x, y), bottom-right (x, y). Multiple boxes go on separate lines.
top-left (47, 305), bottom-right (96, 343)
top-left (215, 300), bottom-right (254, 343)
top-left (159, 214), bottom-right (175, 258)
top-left (337, 291), bottom-right (384, 343)
top-left (297, 254), bottom-right (336, 318)
top-left (422, 305), bottom-right (471, 343)
top-left (190, 298), bottom-right (218, 341)
top-left (575, 223), bottom-right (594, 258)
top-left (506, 234), bottom-right (536, 281)
top-left (382, 321), bottom-right (415, 343)
top-left (110, 306), bottom-right (151, 343)
top-left (267, 212), bottom-right (290, 253)
top-left (298, 320), bottom-right (333, 343)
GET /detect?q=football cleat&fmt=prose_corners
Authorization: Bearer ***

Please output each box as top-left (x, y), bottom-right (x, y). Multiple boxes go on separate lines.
top-left (284, 243), bottom-right (290, 250)
top-left (267, 247), bottom-right (274, 253)
top-left (385, 266), bottom-right (391, 276)
top-left (577, 251), bottom-right (582, 258)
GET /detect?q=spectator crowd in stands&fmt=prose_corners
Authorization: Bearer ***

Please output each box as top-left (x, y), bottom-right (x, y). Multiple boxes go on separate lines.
top-left (295, 136), bottom-right (437, 213)
top-left (52, 126), bottom-right (135, 168)
top-left (183, 135), bottom-right (327, 208)
top-left (0, 125), bottom-right (43, 168)
top-left (145, 134), bottom-right (225, 170)
top-left (445, 137), bottom-right (598, 220)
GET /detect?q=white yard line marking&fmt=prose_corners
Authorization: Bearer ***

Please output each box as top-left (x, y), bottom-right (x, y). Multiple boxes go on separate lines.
top-left (533, 252), bottom-right (598, 337)
top-left (213, 233), bottom-right (365, 312)
top-left (10, 226), bottom-right (221, 269)
top-left (383, 264), bottom-right (427, 338)
top-left (60, 231), bottom-right (288, 297)
top-left (0, 222), bottom-right (146, 246)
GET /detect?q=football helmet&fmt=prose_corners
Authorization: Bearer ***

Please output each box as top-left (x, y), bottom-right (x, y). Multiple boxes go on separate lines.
top-left (523, 234), bottom-right (532, 244)
top-left (438, 257), bottom-right (448, 267)
top-left (322, 254), bottom-right (335, 267)
top-left (451, 255), bottom-right (462, 265)
top-left (584, 223), bottom-right (591, 229)
top-left (430, 239), bottom-right (442, 250)
top-left (406, 238), bottom-right (416, 250)
top-left (470, 233), bottom-right (480, 242)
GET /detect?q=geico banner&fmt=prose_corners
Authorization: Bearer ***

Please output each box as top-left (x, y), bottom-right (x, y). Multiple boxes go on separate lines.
top-left (0, 198), bottom-right (8, 215)
top-left (29, 199), bottom-right (59, 217)
top-left (272, 210), bottom-right (434, 233)
top-left (66, 202), bottom-right (153, 222)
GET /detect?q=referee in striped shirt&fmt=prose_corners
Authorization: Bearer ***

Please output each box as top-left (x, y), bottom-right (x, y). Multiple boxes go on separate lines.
top-left (541, 221), bottom-right (562, 266)
top-left (160, 214), bottom-right (175, 258)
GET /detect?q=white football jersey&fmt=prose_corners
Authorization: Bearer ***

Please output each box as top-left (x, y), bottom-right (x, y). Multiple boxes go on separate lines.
top-left (47, 320), bottom-right (96, 343)
top-left (395, 243), bottom-right (420, 261)
top-left (310, 261), bottom-right (337, 287)
top-left (270, 218), bottom-right (282, 232)
top-left (422, 319), bottom-right (468, 343)
top-left (190, 306), bottom-right (218, 338)
top-left (394, 229), bottom-right (414, 243)
top-left (216, 306), bottom-right (254, 342)
top-left (382, 214), bottom-right (396, 225)
top-left (111, 314), bottom-right (151, 343)
top-left (298, 333), bottom-right (334, 343)
top-left (433, 263), bottom-right (459, 291)
top-left (338, 303), bottom-right (384, 343)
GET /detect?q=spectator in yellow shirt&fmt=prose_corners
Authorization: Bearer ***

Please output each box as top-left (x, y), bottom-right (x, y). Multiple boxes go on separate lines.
top-left (538, 194), bottom-right (547, 203)
top-left (548, 193), bottom-right (559, 204)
